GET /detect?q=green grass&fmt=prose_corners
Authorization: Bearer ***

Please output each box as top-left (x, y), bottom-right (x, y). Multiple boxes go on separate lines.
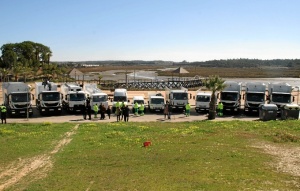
top-left (1, 121), bottom-right (300, 190)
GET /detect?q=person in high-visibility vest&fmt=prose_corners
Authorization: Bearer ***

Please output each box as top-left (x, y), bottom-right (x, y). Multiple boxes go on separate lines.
top-left (185, 102), bottom-right (191, 117)
top-left (134, 102), bottom-right (139, 115)
top-left (139, 103), bottom-right (145, 116)
top-left (217, 102), bottom-right (223, 116)
top-left (93, 104), bottom-right (99, 118)
top-left (115, 101), bottom-right (120, 114)
top-left (1, 104), bottom-right (7, 124)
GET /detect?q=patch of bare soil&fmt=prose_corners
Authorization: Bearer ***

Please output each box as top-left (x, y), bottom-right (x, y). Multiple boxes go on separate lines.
top-left (253, 142), bottom-right (300, 188)
top-left (0, 124), bottom-right (79, 191)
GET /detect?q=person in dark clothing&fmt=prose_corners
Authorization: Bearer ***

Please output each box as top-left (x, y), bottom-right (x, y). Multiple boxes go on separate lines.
top-left (107, 106), bottom-right (111, 119)
top-left (100, 104), bottom-right (106, 120)
top-left (86, 103), bottom-right (92, 120)
top-left (116, 107), bottom-right (121, 122)
top-left (168, 102), bottom-right (173, 120)
top-left (123, 105), bottom-right (130, 122)
top-left (81, 104), bottom-right (87, 120)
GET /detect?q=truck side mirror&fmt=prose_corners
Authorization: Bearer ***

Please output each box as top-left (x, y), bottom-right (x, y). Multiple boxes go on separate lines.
top-left (190, 93), bottom-right (192, 99)
top-left (293, 96), bottom-right (295, 102)
top-left (128, 100), bottom-right (130, 103)
top-left (193, 96), bottom-right (195, 100)
top-left (148, 101), bottom-right (149, 104)
top-left (32, 94), bottom-right (34, 100)
top-left (65, 95), bottom-right (67, 100)
top-left (242, 94), bottom-right (245, 100)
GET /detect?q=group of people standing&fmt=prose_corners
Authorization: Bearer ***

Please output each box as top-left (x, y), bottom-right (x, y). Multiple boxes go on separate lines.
top-left (163, 102), bottom-right (191, 120)
top-left (82, 96), bottom-right (111, 120)
top-left (115, 101), bottom-right (130, 122)
top-left (92, 103), bottom-right (111, 120)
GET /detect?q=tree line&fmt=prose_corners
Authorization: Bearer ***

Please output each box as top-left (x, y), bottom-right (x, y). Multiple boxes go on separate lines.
top-left (0, 41), bottom-right (67, 82)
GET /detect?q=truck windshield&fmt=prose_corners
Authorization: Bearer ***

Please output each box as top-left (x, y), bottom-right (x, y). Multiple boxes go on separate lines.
top-left (42, 92), bottom-right (60, 101)
top-left (151, 98), bottom-right (164, 104)
top-left (11, 93), bottom-right (30, 102)
top-left (173, 93), bottom-right (188, 100)
top-left (70, 93), bottom-right (85, 101)
top-left (134, 100), bottom-right (144, 104)
top-left (246, 93), bottom-right (265, 102)
top-left (272, 94), bottom-right (291, 103)
top-left (221, 92), bottom-right (238, 101)
top-left (114, 96), bottom-right (127, 102)
top-left (196, 95), bottom-right (210, 102)
top-left (93, 95), bottom-right (108, 102)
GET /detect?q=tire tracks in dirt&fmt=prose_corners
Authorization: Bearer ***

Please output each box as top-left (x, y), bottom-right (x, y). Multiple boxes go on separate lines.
top-left (0, 124), bottom-right (79, 191)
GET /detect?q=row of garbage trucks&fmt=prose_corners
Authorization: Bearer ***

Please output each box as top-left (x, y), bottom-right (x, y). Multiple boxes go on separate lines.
top-left (1, 81), bottom-right (297, 117)
top-left (195, 81), bottom-right (295, 114)
top-left (2, 82), bottom-right (109, 117)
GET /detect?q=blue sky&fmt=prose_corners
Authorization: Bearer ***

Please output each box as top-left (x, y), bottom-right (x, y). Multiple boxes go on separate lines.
top-left (1, 0), bottom-right (300, 62)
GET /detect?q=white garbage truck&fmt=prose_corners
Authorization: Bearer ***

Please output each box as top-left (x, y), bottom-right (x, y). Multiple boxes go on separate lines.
top-left (165, 87), bottom-right (190, 112)
top-left (2, 82), bottom-right (33, 117)
top-left (35, 82), bottom-right (62, 115)
top-left (83, 83), bottom-right (108, 109)
top-left (147, 92), bottom-right (165, 113)
top-left (195, 91), bottom-right (211, 113)
top-left (244, 82), bottom-right (267, 114)
top-left (219, 81), bottom-right (242, 114)
top-left (112, 88), bottom-right (129, 113)
top-left (61, 83), bottom-right (86, 113)
top-left (267, 82), bottom-right (294, 112)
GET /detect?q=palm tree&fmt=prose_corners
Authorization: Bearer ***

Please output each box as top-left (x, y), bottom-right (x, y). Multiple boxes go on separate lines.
top-left (0, 68), bottom-right (10, 82)
top-left (204, 75), bottom-right (226, 120)
top-left (98, 75), bottom-right (103, 86)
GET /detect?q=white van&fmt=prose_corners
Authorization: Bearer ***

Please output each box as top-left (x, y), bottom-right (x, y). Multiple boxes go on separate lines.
top-left (132, 96), bottom-right (145, 113)
top-left (112, 89), bottom-right (128, 113)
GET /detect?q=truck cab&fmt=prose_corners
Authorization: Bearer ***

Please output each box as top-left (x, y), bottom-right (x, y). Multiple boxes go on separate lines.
top-left (132, 96), bottom-right (145, 113)
top-left (35, 82), bottom-right (62, 115)
top-left (165, 87), bottom-right (190, 112)
top-left (112, 88), bottom-right (129, 113)
top-left (2, 82), bottom-right (34, 117)
top-left (195, 92), bottom-right (211, 113)
top-left (268, 83), bottom-right (294, 113)
top-left (219, 81), bottom-right (242, 114)
top-left (83, 83), bottom-right (108, 109)
top-left (61, 83), bottom-right (86, 113)
top-left (244, 82), bottom-right (267, 114)
top-left (148, 92), bottom-right (165, 112)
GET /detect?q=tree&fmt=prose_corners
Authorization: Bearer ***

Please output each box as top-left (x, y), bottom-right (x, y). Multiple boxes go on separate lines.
top-left (0, 68), bottom-right (10, 82)
top-left (0, 41), bottom-right (52, 69)
top-left (204, 75), bottom-right (226, 120)
top-left (98, 75), bottom-right (103, 86)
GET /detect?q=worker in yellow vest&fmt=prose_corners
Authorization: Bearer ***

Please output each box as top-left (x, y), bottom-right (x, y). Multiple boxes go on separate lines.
top-left (185, 102), bottom-right (191, 117)
top-left (139, 103), bottom-right (145, 116)
top-left (115, 101), bottom-right (120, 114)
top-left (217, 102), bottom-right (223, 117)
top-left (1, 104), bottom-right (7, 124)
top-left (93, 103), bottom-right (99, 118)
top-left (134, 102), bottom-right (139, 115)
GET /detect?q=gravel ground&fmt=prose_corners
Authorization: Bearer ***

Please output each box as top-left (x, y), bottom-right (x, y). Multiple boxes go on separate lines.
top-left (6, 107), bottom-right (258, 124)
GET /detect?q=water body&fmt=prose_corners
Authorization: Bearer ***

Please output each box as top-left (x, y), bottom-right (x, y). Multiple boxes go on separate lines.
top-left (97, 70), bottom-right (300, 87)
top-left (225, 78), bottom-right (300, 87)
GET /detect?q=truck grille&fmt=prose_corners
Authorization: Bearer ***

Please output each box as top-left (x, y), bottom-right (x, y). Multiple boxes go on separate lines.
top-left (45, 103), bottom-right (59, 107)
top-left (248, 103), bottom-right (260, 107)
top-left (14, 104), bottom-right (28, 108)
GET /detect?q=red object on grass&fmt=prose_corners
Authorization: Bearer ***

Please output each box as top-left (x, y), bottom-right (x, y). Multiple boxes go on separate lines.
top-left (143, 141), bottom-right (151, 147)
